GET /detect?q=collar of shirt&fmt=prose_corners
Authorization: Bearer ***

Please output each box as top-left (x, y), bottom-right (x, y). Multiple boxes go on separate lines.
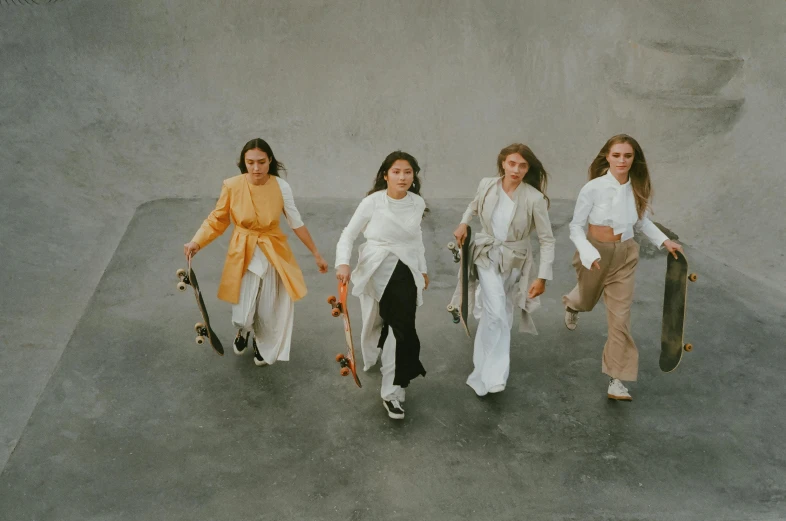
top-left (602, 170), bottom-right (637, 234)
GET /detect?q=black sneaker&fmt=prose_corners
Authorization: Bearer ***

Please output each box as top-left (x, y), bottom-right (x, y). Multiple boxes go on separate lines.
top-left (383, 399), bottom-right (405, 420)
top-left (252, 339), bottom-right (268, 367)
top-left (233, 331), bottom-right (249, 356)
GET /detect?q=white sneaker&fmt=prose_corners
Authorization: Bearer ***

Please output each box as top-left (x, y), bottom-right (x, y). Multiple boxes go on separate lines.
top-left (383, 399), bottom-right (405, 419)
top-left (565, 308), bottom-right (579, 331)
top-left (607, 378), bottom-right (632, 401)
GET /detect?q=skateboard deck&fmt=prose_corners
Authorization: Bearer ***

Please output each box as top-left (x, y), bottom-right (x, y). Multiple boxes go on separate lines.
top-left (176, 257), bottom-right (224, 356)
top-left (447, 225), bottom-right (472, 337)
top-left (660, 251), bottom-right (697, 372)
top-left (328, 281), bottom-right (362, 387)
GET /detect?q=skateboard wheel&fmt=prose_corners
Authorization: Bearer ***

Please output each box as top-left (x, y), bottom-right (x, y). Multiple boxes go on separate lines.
top-left (327, 296), bottom-right (336, 305)
top-left (689, 273), bottom-right (698, 282)
top-left (176, 269), bottom-right (186, 278)
top-left (195, 336), bottom-right (205, 345)
top-left (447, 304), bottom-right (455, 312)
top-left (684, 343), bottom-right (693, 352)
top-left (340, 367), bottom-right (350, 377)
top-left (447, 242), bottom-right (456, 250)
top-left (335, 353), bottom-right (345, 363)
top-left (177, 282), bottom-right (187, 292)
top-left (195, 322), bottom-right (205, 332)
top-left (331, 308), bottom-right (340, 317)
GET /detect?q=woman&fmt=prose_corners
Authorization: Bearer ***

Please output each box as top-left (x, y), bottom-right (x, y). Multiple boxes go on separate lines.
top-left (335, 151), bottom-right (428, 420)
top-left (183, 138), bottom-right (328, 366)
top-left (563, 134), bottom-right (683, 401)
top-left (452, 143), bottom-right (556, 397)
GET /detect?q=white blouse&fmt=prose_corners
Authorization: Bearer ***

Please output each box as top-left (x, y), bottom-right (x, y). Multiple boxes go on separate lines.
top-left (569, 171), bottom-right (668, 269)
top-left (335, 191), bottom-right (428, 304)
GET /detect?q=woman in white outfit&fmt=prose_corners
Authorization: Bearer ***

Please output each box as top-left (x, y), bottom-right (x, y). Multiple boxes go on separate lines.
top-left (452, 143), bottom-right (556, 396)
top-left (184, 138), bottom-right (328, 367)
top-left (335, 151), bottom-right (429, 420)
top-left (563, 134), bottom-right (683, 401)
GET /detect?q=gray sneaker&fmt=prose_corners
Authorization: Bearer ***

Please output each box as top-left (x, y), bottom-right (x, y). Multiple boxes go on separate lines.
top-left (565, 308), bottom-right (579, 331)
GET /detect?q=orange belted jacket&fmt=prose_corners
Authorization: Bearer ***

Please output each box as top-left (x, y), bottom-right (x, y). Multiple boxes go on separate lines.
top-left (191, 174), bottom-right (307, 304)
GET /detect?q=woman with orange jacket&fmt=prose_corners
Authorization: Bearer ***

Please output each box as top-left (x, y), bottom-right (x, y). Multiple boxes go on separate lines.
top-left (184, 138), bottom-right (328, 366)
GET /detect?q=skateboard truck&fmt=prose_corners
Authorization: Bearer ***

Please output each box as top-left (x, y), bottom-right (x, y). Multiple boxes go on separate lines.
top-left (194, 322), bottom-right (208, 345)
top-left (447, 242), bottom-right (461, 263)
top-left (335, 353), bottom-right (351, 376)
top-left (446, 304), bottom-right (461, 324)
top-left (176, 269), bottom-right (190, 291)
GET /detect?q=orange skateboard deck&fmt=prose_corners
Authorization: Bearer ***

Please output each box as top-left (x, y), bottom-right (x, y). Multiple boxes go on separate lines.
top-left (328, 281), bottom-right (361, 387)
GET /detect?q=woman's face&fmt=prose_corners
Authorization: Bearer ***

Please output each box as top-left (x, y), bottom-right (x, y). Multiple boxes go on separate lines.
top-left (502, 153), bottom-right (529, 183)
top-left (605, 143), bottom-right (635, 177)
top-left (245, 148), bottom-right (271, 182)
top-left (384, 159), bottom-right (414, 194)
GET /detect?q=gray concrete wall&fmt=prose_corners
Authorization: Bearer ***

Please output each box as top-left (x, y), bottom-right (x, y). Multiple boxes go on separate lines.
top-left (1, 0), bottom-right (784, 471)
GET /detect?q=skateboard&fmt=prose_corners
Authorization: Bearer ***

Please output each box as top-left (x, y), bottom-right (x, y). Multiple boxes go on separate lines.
top-left (176, 257), bottom-right (224, 356)
top-left (659, 250), bottom-right (697, 372)
top-left (327, 281), bottom-right (361, 387)
top-left (447, 225), bottom-right (472, 337)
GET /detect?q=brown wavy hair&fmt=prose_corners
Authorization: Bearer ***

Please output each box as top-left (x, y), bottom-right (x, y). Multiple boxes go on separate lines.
top-left (589, 134), bottom-right (652, 218)
top-left (496, 143), bottom-right (550, 207)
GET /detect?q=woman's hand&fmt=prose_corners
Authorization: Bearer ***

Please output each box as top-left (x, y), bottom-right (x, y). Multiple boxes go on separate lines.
top-left (314, 253), bottom-right (328, 273)
top-left (663, 240), bottom-right (684, 259)
top-left (527, 278), bottom-right (546, 299)
top-left (423, 273), bottom-right (429, 290)
top-left (336, 264), bottom-right (351, 285)
top-left (591, 259), bottom-right (601, 271)
top-left (453, 223), bottom-right (468, 248)
top-left (183, 242), bottom-right (200, 259)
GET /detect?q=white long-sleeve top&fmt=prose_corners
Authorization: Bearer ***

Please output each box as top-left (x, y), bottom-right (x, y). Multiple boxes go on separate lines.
top-left (335, 191), bottom-right (428, 305)
top-left (569, 171), bottom-right (668, 269)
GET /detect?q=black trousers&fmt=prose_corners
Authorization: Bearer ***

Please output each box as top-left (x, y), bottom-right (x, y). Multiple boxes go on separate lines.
top-left (377, 261), bottom-right (427, 387)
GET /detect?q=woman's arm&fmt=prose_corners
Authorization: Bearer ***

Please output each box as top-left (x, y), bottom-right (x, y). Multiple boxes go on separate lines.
top-left (568, 184), bottom-right (602, 270)
top-left (454, 179), bottom-right (486, 247)
top-left (635, 211), bottom-right (683, 258)
top-left (184, 182), bottom-right (231, 258)
top-left (280, 178), bottom-right (328, 272)
top-left (335, 196), bottom-right (375, 282)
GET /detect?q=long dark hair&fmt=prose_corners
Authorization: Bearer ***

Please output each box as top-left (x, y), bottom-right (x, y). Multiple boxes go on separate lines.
top-left (496, 143), bottom-right (550, 207)
top-left (366, 151), bottom-right (423, 196)
top-left (589, 134), bottom-right (652, 218)
top-left (237, 138), bottom-right (286, 177)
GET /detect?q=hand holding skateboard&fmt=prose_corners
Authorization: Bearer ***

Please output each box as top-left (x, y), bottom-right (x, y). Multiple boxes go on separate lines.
top-left (453, 223), bottom-right (468, 248)
top-left (183, 241), bottom-right (200, 259)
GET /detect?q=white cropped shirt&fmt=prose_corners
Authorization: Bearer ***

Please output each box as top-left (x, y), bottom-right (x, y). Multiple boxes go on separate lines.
top-left (569, 171), bottom-right (668, 269)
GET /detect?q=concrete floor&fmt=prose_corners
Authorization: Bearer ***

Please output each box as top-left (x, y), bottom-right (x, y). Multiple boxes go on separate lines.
top-left (2, 1), bottom-right (786, 519)
top-left (1, 199), bottom-right (784, 520)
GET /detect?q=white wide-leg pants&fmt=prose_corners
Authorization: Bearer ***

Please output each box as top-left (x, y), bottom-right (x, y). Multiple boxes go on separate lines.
top-left (359, 294), bottom-right (405, 402)
top-left (466, 259), bottom-right (520, 396)
top-left (231, 250), bottom-right (294, 364)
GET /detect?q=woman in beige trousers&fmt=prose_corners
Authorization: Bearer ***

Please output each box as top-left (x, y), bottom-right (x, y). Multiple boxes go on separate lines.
top-left (563, 134), bottom-right (683, 401)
